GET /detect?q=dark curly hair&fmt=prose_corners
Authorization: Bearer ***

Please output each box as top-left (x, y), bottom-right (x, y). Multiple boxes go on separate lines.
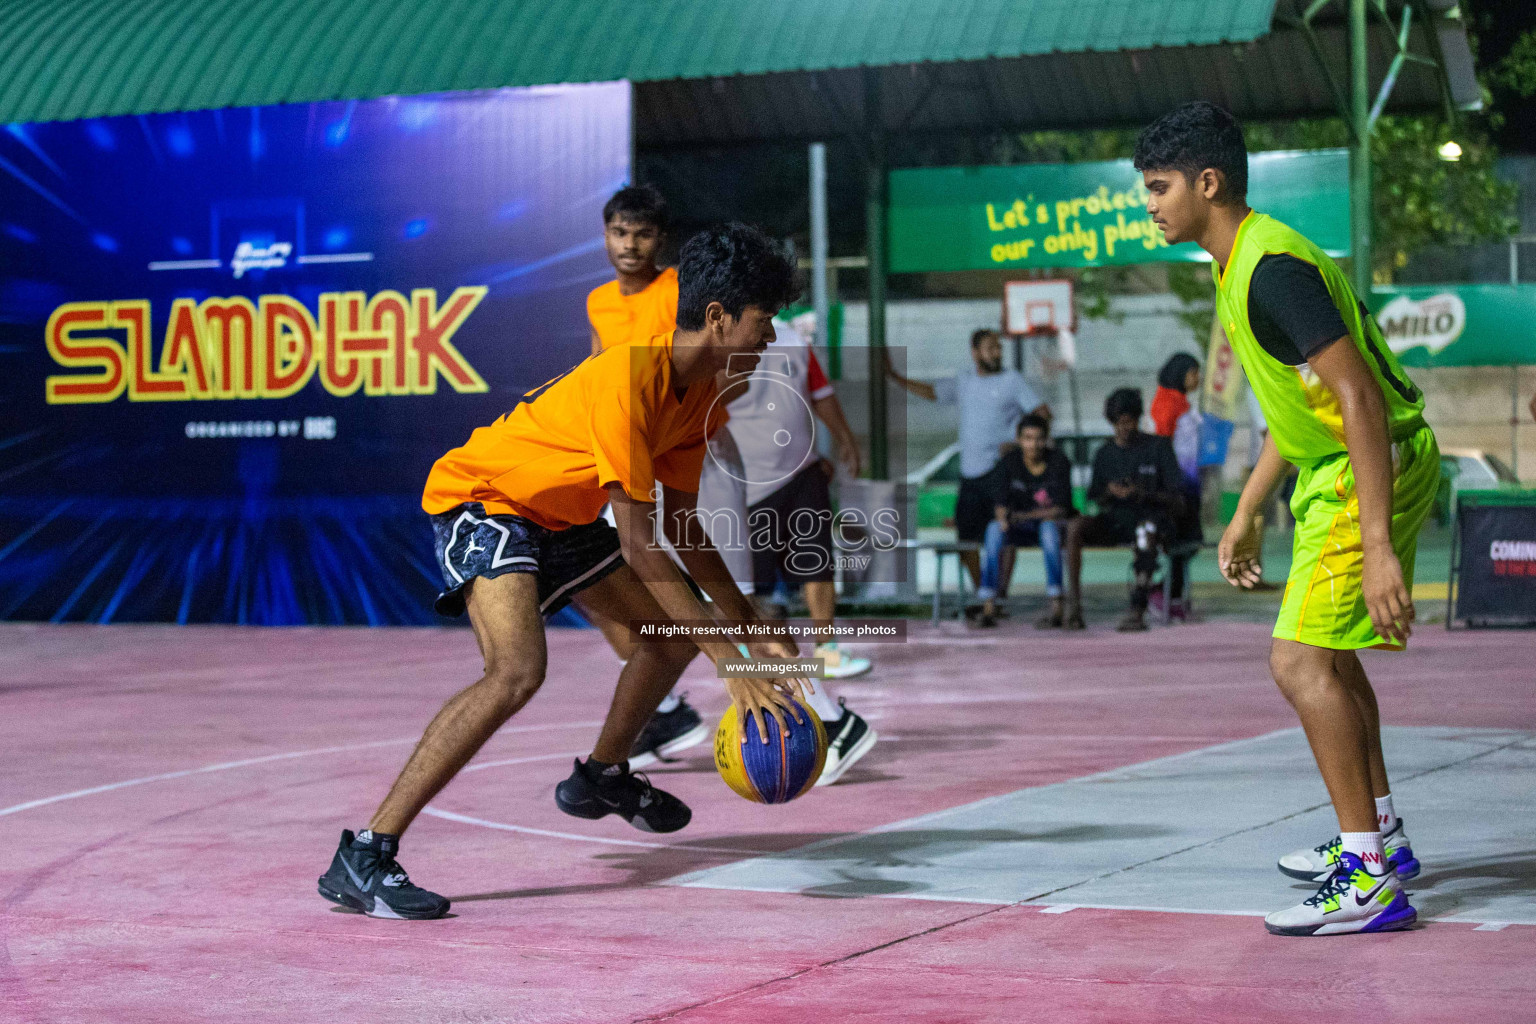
top-left (602, 184), bottom-right (670, 231)
top-left (1016, 412), bottom-right (1051, 436)
top-left (675, 223), bottom-right (798, 331)
top-left (1133, 102), bottom-right (1248, 203)
top-left (1104, 387), bottom-right (1144, 424)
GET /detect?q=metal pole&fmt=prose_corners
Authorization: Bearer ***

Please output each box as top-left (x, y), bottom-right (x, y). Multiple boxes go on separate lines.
top-left (827, 264), bottom-right (840, 379)
top-left (1513, 363), bottom-right (1521, 481)
top-left (1511, 241), bottom-right (1520, 479)
top-left (1349, 0), bottom-right (1373, 300)
top-left (864, 69), bottom-right (889, 481)
top-left (809, 143), bottom-right (829, 354)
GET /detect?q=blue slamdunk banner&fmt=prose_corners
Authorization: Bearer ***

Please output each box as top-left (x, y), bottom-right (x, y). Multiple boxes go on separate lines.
top-left (0, 83), bottom-right (630, 624)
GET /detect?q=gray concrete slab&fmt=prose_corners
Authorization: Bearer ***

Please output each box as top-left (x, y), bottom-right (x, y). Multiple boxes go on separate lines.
top-left (666, 727), bottom-right (1536, 925)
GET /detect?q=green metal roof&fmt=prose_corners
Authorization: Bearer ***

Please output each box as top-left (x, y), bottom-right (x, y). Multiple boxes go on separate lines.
top-left (0, 0), bottom-right (1279, 125)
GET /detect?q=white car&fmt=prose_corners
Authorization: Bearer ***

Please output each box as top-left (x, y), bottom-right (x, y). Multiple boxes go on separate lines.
top-left (1440, 448), bottom-right (1522, 493)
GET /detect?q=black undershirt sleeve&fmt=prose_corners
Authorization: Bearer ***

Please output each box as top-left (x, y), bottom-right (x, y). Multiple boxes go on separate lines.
top-left (1247, 254), bottom-right (1350, 365)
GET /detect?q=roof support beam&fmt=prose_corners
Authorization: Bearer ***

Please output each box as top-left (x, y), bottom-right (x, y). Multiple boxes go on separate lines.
top-left (863, 67), bottom-right (889, 482)
top-left (1350, 0), bottom-right (1373, 297)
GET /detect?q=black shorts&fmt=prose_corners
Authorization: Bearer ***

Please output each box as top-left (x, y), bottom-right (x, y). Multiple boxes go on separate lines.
top-left (955, 467), bottom-right (1003, 542)
top-left (748, 462), bottom-right (836, 588)
top-left (1077, 507), bottom-right (1173, 547)
top-left (430, 502), bottom-right (623, 618)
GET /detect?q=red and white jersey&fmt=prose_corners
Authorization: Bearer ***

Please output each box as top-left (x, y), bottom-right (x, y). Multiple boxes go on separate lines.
top-left (724, 340), bottom-right (835, 506)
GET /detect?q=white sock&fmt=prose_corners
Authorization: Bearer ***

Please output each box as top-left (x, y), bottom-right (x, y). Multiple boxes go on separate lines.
top-left (1340, 831), bottom-right (1387, 874)
top-left (1374, 794), bottom-right (1397, 833)
top-left (802, 679), bottom-right (842, 723)
top-left (656, 691), bottom-right (682, 714)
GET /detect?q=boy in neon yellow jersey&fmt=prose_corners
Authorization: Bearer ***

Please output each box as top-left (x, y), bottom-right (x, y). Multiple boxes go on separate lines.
top-left (1135, 103), bottom-right (1432, 936)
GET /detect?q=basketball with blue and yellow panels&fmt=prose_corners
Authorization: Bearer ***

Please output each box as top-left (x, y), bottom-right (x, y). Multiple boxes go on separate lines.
top-left (714, 701), bottom-right (826, 803)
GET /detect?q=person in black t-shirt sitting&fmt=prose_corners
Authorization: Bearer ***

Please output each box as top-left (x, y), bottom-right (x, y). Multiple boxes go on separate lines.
top-left (976, 414), bottom-right (1078, 628)
top-left (1064, 388), bottom-right (1185, 632)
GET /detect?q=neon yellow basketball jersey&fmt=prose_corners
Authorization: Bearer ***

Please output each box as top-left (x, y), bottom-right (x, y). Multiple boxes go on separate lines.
top-left (1213, 213), bottom-right (1426, 466)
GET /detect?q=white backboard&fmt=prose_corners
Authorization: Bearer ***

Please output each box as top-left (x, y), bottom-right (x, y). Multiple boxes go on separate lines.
top-left (1003, 279), bottom-right (1074, 336)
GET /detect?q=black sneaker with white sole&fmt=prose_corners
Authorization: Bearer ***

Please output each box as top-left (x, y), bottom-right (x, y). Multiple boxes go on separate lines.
top-left (814, 701), bottom-right (878, 787)
top-left (554, 758), bottom-right (692, 833)
top-left (629, 695), bottom-right (709, 769)
top-left (317, 829), bottom-right (450, 920)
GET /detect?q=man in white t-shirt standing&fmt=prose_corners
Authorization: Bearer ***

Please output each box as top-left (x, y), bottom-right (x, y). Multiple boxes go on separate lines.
top-left (954, 329), bottom-right (1052, 600)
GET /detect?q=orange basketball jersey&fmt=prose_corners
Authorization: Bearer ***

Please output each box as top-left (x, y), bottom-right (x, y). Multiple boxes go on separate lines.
top-left (586, 267), bottom-right (678, 351)
top-left (422, 332), bottom-right (724, 530)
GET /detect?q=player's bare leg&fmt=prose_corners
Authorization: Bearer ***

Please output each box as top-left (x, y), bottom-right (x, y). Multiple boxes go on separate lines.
top-left (569, 564), bottom-right (699, 762)
top-left (584, 601), bottom-right (638, 662)
top-left (370, 572), bottom-right (547, 836)
top-left (319, 572), bottom-right (544, 920)
top-left (1062, 516), bottom-right (1086, 629)
top-left (1264, 638), bottom-right (1418, 934)
top-left (553, 564), bottom-right (698, 833)
top-left (1333, 649), bottom-right (1391, 799)
top-left (1269, 638), bottom-right (1377, 834)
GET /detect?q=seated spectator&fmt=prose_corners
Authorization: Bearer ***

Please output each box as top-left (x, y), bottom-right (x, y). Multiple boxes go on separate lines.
top-left (1149, 353), bottom-right (1204, 618)
top-left (975, 414), bottom-right (1077, 629)
top-left (955, 329), bottom-right (1051, 593)
top-left (1064, 388), bottom-right (1185, 632)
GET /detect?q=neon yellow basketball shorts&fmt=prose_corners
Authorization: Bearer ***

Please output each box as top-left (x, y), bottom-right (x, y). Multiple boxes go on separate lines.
top-left (1275, 424), bottom-right (1439, 650)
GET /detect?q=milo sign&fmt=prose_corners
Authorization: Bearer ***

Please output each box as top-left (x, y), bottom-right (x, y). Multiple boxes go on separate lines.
top-left (1376, 292), bottom-right (1466, 356)
top-left (1367, 284), bottom-right (1535, 368)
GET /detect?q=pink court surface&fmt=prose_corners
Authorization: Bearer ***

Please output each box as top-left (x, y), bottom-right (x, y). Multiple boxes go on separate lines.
top-left (2, 618), bottom-right (1533, 1023)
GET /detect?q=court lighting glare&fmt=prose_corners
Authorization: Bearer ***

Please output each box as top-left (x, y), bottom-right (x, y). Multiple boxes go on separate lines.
top-left (1438, 140), bottom-right (1463, 162)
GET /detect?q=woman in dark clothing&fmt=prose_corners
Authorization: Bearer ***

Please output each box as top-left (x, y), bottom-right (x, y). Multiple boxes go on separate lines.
top-left (1149, 353), bottom-right (1204, 619)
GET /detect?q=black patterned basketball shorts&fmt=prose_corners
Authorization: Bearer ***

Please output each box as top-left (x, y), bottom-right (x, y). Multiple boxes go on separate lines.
top-left (429, 502), bottom-right (624, 618)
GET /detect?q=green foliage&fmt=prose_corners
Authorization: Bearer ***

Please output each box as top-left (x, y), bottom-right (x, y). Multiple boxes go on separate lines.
top-left (1011, 129), bottom-right (1141, 164)
top-left (1245, 115), bottom-right (1517, 280)
top-left (1368, 116), bottom-right (1517, 276)
top-left (1491, 30), bottom-right (1536, 96)
top-left (1166, 262), bottom-right (1216, 340)
top-left (1008, 73), bottom-right (1521, 340)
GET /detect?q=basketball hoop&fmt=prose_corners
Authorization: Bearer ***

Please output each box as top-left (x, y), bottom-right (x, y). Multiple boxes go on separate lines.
top-left (1003, 279), bottom-right (1073, 337)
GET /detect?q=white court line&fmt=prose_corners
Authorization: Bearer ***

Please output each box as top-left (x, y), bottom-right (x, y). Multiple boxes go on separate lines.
top-left (420, 806), bottom-right (766, 857)
top-left (872, 733), bottom-right (1242, 744)
top-left (0, 720), bottom-right (603, 818)
top-left (461, 751), bottom-right (580, 773)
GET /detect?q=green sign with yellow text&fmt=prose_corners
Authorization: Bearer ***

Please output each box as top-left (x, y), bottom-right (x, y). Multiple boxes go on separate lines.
top-left (888, 150), bottom-right (1349, 273)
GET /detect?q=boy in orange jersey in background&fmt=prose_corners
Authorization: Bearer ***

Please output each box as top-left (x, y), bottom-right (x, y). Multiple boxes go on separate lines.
top-left (587, 185), bottom-right (677, 356)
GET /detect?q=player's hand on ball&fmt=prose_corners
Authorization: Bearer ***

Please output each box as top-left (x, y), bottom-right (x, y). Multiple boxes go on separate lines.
top-left (724, 675), bottom-right (806, 744)
top-left (1218, 514), bottom-right (1264, 589)
top-left (1363, 544), bottom-right (1413, 645)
